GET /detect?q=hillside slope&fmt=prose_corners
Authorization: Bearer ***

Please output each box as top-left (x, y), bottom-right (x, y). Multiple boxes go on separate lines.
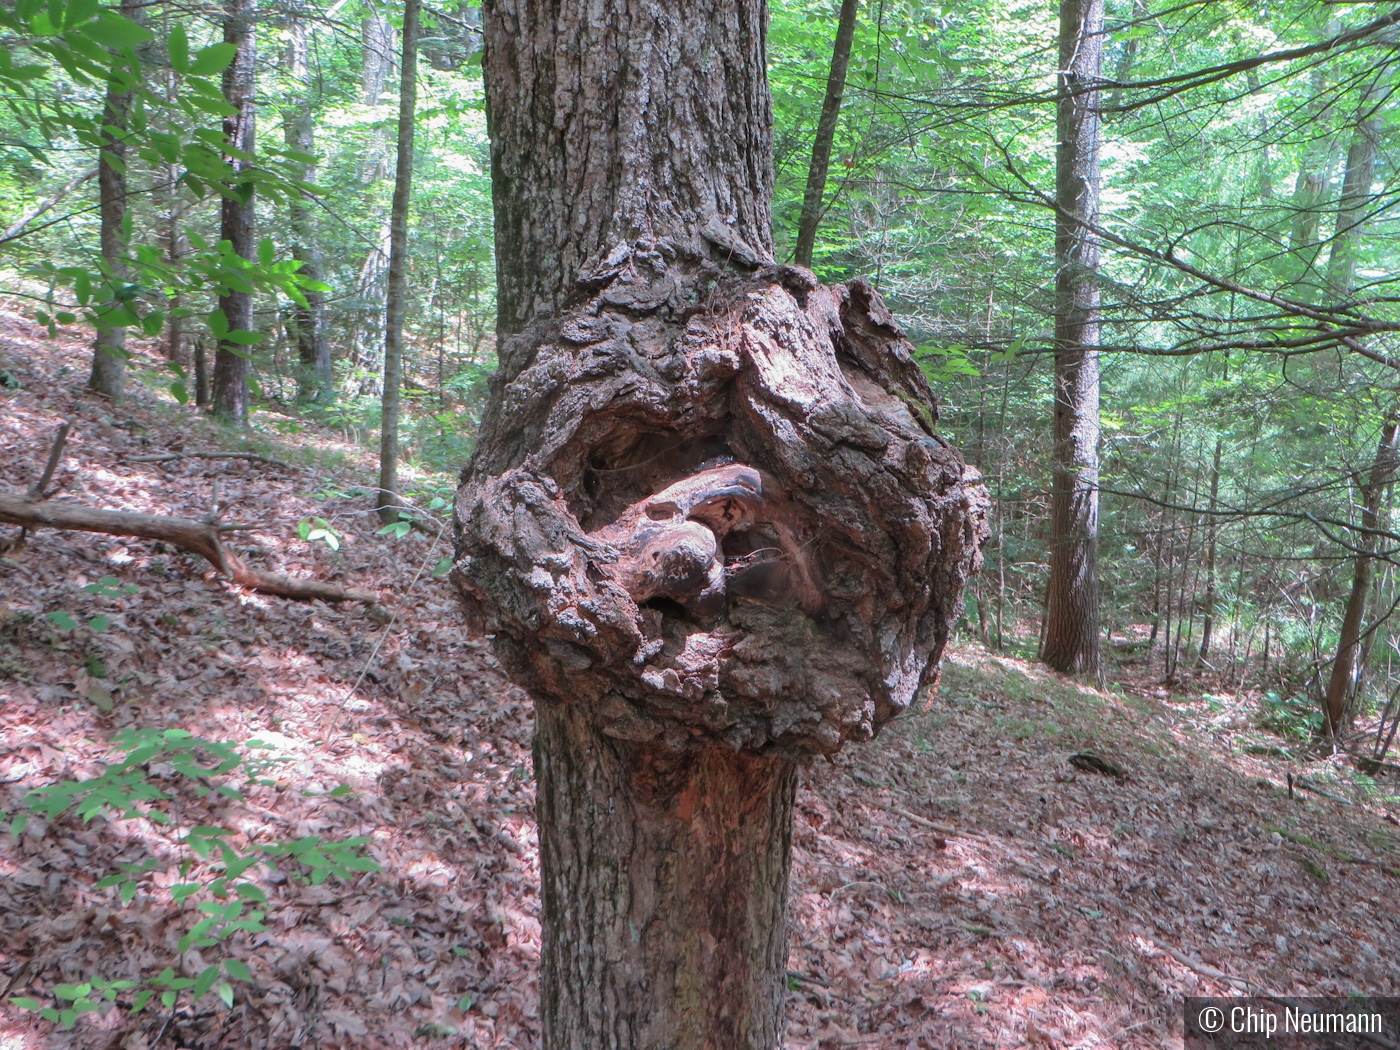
top-left (1, 312), bottom-right (1398, 1050)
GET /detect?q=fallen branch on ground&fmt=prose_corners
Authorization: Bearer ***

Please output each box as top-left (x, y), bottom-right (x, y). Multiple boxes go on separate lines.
top-left (129, 450), bottom-right (293, 470)
top-left (0, 495), bottom-right (378, 603)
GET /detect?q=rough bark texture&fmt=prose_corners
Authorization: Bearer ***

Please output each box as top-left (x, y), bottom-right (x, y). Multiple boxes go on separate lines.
top-left (377, 0), bottom-right (419, 524)
top-left (482, 0), bottom-right (775, 335)
top-left (1041, 0), bottom-right (1103, 678)
top-left (534, 700), bottom-right (796, 1050)
top-left (456, 1), bottom-right (988, 1045)
top-left (793, 0), bottom-right (859, 269)
top-left (211, 0), bottom-right (257, 424)
top-left (87, 0), bottom-right (139, 401)
top-left (284, 15), bottom-right (334, 402)
top-left (457, 266), bottom-right (988, 757)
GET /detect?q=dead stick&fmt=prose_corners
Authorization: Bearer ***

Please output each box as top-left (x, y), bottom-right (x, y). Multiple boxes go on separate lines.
top-left (0, 494), bottom-right (378, 603)
top-left (885, 803), bottom-right (967, 838)
top-left (28, 422), bottom-right (71, 499)
top-left (130, 450), bottom-right (293, 470)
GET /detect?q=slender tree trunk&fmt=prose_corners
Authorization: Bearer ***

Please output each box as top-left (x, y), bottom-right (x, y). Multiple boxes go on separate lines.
top-left (1199, 436), bottom-right (1222, 659)
top-left (1103, 0), bottom-right (1145, 113)
top-left (195, 339), bottom-right (211, 406)
top-left (1041, 0), bottom-right (1103, 678)
top-left (1283, 52), bottom-right (1340, 295)
top-left (377, 0), bottom-right (419, 523)
top-left (161, 9), bottom-right (186, 370)
top-left (87, 0), bottom-right (141, 400)
top-left (793, 0), bottom-right (858, 268)
top-left (164, 159), bottom-right (186, 366)
top-left (284, 14), bottom-right (334, 402)
top-left (1325, 419), bottom-right (1399, 737)
top-left (1321, 90), bottom-right (1389, 738)
top-left (211, 0), bottom-right (257, 423)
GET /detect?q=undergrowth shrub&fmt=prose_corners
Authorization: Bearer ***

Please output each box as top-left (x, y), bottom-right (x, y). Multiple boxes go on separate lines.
top-left (4, 727), bottom-right (379, 1030)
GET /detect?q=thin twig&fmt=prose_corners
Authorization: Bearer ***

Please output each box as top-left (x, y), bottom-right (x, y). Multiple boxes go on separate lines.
top-left (324, 526), bottom-right (445, 733)
top-left (28, 422), bottom-right (71, 500)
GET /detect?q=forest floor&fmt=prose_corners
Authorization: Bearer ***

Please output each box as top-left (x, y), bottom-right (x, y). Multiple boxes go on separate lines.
top-left (2, 307), bottom-right (1400, 1050)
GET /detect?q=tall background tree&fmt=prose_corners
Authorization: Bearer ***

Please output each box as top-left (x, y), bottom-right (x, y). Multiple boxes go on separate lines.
top-left (86, 0), bottom-right (142, 400)
top-left (377, 0), bottom-right (419, 522)
top-left (282, 7), bottom-right (333, 402)
top-left (210, 0), bottom-right (258, 423)
top-left (793, 0), bottom-right (858, 268)
top-left (1040, 0), bottom-right (1104, 677)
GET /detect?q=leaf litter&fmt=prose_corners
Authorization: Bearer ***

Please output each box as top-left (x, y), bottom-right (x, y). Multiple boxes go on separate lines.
top-left (1, 310), bottom-right (1399, 1049)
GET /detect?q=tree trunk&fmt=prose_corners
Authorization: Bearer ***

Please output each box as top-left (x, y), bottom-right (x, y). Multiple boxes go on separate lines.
top-left (1326, 86), bottom-right (1381, 300)
top-left (164, 161), bottom-right (186, 366)
top-left (211, 0), bottom-right (257, 424)
top-left (1041, 0), bottom-right (1103, 678)
top-left (377, 0), bottom-right (419, 523)
top-left (534, 699), bottom-right (796, 1049)
top-left (362, 13), bottom-right (396, 104)
top-left (1324, 419), bottom-right (1399, 737)
top-left (194, 338), bottom-right (211, 406)
top-left (1283, 52), bottom-right (1340, 296)
top-left (458, 2), bottom-right (988, 1045)
top-left (793, 0), bottom-right (858, 269)
top-left (1199, 436), bottom-right (1222, 660)
top-left (87, 0), bottom-right (140, 400)
top-left (1103, 0), bottom-right (1144, 113)
top-left (1321, 90), bottom-right (1389, 738)
top-left (284, 14), bottom-right (334, 402)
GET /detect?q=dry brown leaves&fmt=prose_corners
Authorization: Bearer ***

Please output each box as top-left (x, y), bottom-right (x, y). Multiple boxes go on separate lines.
top-left (2, 310), bottom-right (1399, 1049)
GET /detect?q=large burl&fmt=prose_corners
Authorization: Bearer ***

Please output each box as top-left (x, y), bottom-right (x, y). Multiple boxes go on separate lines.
top-left (453, 253), bottom-right (989, 758)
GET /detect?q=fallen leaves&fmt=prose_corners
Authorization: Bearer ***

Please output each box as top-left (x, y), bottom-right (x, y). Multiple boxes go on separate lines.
top-left (2, 312), bottom-right (1400, 1050)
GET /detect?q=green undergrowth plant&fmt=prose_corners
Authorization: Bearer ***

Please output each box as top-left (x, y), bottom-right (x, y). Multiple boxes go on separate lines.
top-left (6, 727), bottom-right (380, 1030)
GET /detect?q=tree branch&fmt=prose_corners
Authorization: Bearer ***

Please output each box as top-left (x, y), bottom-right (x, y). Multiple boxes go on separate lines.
top-left (0, 495), bottom-right (378, 603)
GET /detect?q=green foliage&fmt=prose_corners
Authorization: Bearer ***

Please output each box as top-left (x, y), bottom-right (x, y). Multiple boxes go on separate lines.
top-left (376, 515), bottom-right (413, 539)
top-left (9, 727), bottom-right (380, 1028)
top-left (1259, 691), bottom-right (1323, 742)
top-left (296, 515), bottom-right (341, 550)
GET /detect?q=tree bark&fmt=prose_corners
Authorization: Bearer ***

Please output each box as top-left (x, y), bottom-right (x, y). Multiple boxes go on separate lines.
top-left (87, 0), bottom-right (141, 401)
top-left (377, 0), bottom-right (419, 524)
top-left (1324, 419), bottom-right (1399, 737)
top-left (194, 338), bottom-right (211, 406)
top-left (284, 13), bottom-right (334, 402)
top-left (458, 1), bottom-right (988, 1046)
top-left (534, 699), bottom-right (796, 1049)
top-left (482, 0), bottom-right (774, 337)
top-left (793, 0), bottom-right (859, 269)
top-left (362, 12), bottom-right (396, 104)
top-left (1041, 0), bottom-right (1103, 678)
top-left (1199, 436), bottom-right (1222, 660)
top-left (1326, 85), bottom-right (1381, 300)
top-left (211, 0), bottom-right (257, 424)
top-left (1321, 89), bottom-right (1389, 738)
